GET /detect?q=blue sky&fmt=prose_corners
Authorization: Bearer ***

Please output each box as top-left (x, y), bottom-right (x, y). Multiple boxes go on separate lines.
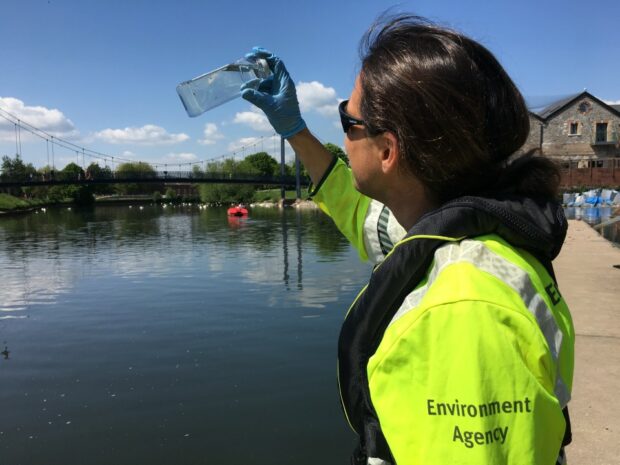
top-left (1, 0), bottom-right (618, 170)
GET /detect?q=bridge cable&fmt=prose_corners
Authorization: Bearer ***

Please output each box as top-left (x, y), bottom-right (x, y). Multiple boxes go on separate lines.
top-left (0, 109), bottom-right (135, 166)
top-left (14, 123), bottom-right (19, 156)
top-left (17, 121), bottom-right (22, 158)
top-left (51, 136), bottom-right (55, 170)
top-left (1, 106), bottom-right (282, 170)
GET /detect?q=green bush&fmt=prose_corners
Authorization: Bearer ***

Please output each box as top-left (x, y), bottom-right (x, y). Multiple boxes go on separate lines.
top-left (198, 183), bottom-right (255, 204)
top-left (254, 189), bottom-right (303, 202)
top-left (164, 188), bottom-right (177, 200)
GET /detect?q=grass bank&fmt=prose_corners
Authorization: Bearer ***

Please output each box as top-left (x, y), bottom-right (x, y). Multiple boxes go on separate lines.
top-left (254, 189), bottom-right (306, 202)
top-left (0, 193), bottom-right (50, 212)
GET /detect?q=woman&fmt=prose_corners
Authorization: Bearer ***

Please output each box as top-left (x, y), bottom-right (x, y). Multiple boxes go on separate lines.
top-left (242, 14), bottom-right (574, 465)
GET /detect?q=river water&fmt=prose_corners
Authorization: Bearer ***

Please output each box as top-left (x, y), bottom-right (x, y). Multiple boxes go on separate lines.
top-left (0, 205), bottom-right (372, 465)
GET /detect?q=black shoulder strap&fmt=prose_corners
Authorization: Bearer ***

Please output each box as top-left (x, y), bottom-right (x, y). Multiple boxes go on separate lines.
top-left (562, 406), bottom-right (572, 446)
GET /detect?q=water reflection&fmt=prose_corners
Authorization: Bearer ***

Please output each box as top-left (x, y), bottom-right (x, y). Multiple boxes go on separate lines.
top-left (281, 211), bottom-right (290, 290)
top-left (226, 215), bottom-right (246, 229)
top-left (0, 204), bottom-right (365, 465)
top-left (296, 210), bottom-right (304, 290)
top-left (280, 209), bottom-right (304, 291)
top-left (0, 205), bottom-right (353, 314)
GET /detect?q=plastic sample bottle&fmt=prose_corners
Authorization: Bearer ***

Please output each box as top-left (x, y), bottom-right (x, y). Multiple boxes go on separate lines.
top-left (177, 57), bottom-right (271, 117)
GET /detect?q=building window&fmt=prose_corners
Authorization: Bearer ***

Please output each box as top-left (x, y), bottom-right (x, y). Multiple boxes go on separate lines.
top-left (578, 101), bottom-right (592, 114)
top-left (595, 123), bottom-right (608, 143)
top-left (569, 122), bottom-right (579, 135)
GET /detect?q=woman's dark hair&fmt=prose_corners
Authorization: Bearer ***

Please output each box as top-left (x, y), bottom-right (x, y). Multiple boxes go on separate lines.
top-left (358, 14), bottom-right (560, 202)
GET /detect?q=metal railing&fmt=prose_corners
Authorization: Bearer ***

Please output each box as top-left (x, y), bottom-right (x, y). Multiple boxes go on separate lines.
top-left (0, 170), bottom-right (311, 188)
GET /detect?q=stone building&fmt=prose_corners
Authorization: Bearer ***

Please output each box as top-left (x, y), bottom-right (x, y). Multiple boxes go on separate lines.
top-left (521, 91), bottom-right (620, 163)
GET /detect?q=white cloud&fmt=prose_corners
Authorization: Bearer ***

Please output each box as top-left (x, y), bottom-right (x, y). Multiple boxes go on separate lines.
top-left (93, 124), bottom-right (189, 145)
top-left (0, 96), bottom-right (79, 142)
top-left (233, 108), bottom-right (272, 132)
top-left (232, 81), bottom-right (341, 131)
top-left (55, 156), bottom-right (79, 169)
top-left (167, 152), bottom-right (198, 162)
top-left (297, 81), bottom-right (341, 117)
top-left (198, 123), bottom-right (225, 145)
top-left (227, 135), bottom-right (292, 160)
top-left (604, 99), bottom-right (620, 105)
top-left (227, 136), bottom-right (265, 153)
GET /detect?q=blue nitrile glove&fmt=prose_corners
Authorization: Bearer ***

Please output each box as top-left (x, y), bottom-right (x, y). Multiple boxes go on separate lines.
top-left (241, 47), bottom-right (306, 139)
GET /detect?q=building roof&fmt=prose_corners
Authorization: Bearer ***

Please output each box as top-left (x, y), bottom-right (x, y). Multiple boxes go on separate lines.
top-left (528, 93), bottom-right (583, 119)
top-left (528, 91), bottom-right (620, 121)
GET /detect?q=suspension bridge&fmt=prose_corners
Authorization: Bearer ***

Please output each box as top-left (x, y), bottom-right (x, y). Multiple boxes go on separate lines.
top-left (0, 170), bottom-right (308, 188)
top-left (0, 106), bottom-right (310, 191)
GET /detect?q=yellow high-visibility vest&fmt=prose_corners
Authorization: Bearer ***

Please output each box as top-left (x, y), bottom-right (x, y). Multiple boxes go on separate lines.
top-left (311, 158), bottom-right (574, 465)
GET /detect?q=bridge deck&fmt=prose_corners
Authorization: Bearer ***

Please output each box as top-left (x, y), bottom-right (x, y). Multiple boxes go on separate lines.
top-left (0, 172), bottom-right (311, 188)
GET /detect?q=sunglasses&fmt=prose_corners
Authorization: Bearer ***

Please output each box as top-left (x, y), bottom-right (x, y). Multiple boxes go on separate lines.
top-left (338, 100), bottom-right (367, 133)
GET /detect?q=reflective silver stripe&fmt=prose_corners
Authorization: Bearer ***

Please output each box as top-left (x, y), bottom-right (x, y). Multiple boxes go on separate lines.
top-left (390, 240), bottom-right (470, 321)
top-left (555, 376), bottom-right (571, 410)
top-left (391, 283), bottom-right (429, 322)
top-left (363, 200), bottom-right (406, 265)
top-left (363, 200), bottom-right (388, 264)
top-left (377, 205), bottom-right (394, 256)
top-left (368, 457), bottom-right (392, 465)
top-left (389, 239), bottom-right (570, 407)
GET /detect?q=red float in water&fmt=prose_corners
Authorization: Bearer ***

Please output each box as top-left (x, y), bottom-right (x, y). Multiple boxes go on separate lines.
top-left (227, 205), bottom-right (248, 217)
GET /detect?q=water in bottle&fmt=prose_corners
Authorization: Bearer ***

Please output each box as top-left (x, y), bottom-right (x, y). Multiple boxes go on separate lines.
top-left (177, 57), bottom-right (271, 117)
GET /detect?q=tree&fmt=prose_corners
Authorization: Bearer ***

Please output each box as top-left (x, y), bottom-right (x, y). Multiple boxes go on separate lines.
top-left (324, 143), bottom-right (348, 166)
top-left (243, 152), bottom-right (279, 177)
top-left (60, 162), bottom-right (85, 181)
top-left (0, 154), bottom-right (37, 181)
top-left (23, 165), bottom-right (54, 199)
top-left (0, 154), bottom-right (37, 196)
top-left (198, 158), bottom-right (255, 204)
top-left (114, 162), bottom-right (161, 195)
top-left (58, 163), bottom-right (94, 205)
top-left (284, 161), bottom-right (296, 177)
top-left (192, 165), bottom-right (204, 177)
top-left (198, 183), bottom-right (255, 204)
top-left (85, 162), bottom-right (114, 195)
top-left (86, 162), bottom-right (113, 180)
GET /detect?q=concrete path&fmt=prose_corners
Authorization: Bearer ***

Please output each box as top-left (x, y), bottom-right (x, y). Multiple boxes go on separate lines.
top-left (554, 220), bottom-right (620, 465)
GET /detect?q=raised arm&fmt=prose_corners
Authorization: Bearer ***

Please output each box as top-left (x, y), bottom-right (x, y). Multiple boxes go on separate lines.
top-left (241, 47), bottom-right (405, 263)
top-left (241, 48), bottom-right (332, 184)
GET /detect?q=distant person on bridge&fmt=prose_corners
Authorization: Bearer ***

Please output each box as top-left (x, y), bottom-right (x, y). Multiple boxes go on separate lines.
top-left (242, 14), bottom-right (574, 465)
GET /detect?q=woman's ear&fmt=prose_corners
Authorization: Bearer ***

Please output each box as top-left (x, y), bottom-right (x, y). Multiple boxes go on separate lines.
top-left (380, 131), bottom-right (400, 174)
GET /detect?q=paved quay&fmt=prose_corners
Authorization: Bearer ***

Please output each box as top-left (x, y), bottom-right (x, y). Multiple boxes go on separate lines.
top-left (554, 220), bottom-right (620, 465)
